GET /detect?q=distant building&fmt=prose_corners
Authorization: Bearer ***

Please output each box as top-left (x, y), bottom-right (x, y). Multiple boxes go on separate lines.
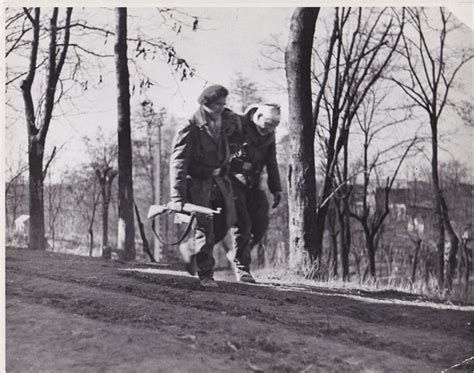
top-left (14, 215), bottom-right (30, 233)
top-left (349, 179), bottom-right (473, 240)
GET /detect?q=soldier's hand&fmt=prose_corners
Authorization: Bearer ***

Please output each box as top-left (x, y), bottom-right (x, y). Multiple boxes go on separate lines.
top-left (272, 192), bottom-right (281, 209)
top-left (169, 200), bottom-right (185, 212)
top-left (223, 111), bottom-right (241, 135)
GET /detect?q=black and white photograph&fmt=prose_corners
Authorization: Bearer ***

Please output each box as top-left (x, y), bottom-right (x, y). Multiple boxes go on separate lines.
top-left (3, 4), bottom-right (474, 372)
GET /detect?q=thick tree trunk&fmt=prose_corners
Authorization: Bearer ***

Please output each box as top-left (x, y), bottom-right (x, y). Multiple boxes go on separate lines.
top-left (28, 142), bottom-right (45, 250)
top-left (115, 7), bottom-right (136, 261)
top-left (365, 229), bottom-right (376, 279)
top-left (430, 116), bottom-right (459, 289)
top-left (431, 124), bottom-right (445, 289)
top-left (285, 7), bottom-right (320, 270)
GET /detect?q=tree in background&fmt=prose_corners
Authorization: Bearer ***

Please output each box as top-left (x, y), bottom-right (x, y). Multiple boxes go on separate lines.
top-left (346, 88), bottom-right (418, 279)
top-left (312, 8), bottom-right (404, 273)
top-left (229, 72), bottom-right (262, 113)
top-left (45, 169), bottom-right (65, 251)
top-left (115, 7), bottom-right (136, 261)
top-left (85, 134), bottom-right (118, 253)
top-left (392, 7), bottom-right (473, 289)
top-left (132, 100), bottom-right (166, 259)
top-left (66, 168), bottom-right (102, 256)
top-left (5, 161), bottom-right (28, 229)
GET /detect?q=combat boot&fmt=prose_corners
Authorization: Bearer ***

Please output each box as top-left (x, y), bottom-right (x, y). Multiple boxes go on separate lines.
top-left (235, 268), bottom-right (257, 284)
top-left (200, 277), bottom-right (219, 288)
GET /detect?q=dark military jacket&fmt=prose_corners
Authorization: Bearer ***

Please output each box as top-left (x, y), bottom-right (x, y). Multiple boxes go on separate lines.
top-left (228, 107), bottom-right (282, 193)
top-left (169, 107), bottom-right (238, 230)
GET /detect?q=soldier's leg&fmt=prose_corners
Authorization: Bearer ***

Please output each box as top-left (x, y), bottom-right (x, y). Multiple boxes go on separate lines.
top-left (249, 189), bottom-right (269, 248)
top-left (230, 184), bottom-right (252, 271)
top-left (212, 193), bottom-right (227, 244)
top-left (193, 213), bottom-right (216, 280)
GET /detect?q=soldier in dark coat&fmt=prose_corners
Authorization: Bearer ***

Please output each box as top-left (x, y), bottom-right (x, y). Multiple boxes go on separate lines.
top-left (169, 85), bottom-right (239, 288)
top-left (228, 104), bottom-right (282, 283)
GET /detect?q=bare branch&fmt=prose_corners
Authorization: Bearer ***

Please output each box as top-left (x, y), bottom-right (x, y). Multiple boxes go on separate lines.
top-left (42, 146), bottom-right (58, 180)
top-left (437, 54), bottom-right (474, 118)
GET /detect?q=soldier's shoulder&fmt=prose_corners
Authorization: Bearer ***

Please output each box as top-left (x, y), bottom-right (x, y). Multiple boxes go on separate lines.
top-left (173, 120), bottom-right (199, 140)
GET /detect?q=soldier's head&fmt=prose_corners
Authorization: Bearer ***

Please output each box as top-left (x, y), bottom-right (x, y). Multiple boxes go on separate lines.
top-left (252, 104), bottom-right (281, 136)
top-left (198, 84), bottom-right (229, 116)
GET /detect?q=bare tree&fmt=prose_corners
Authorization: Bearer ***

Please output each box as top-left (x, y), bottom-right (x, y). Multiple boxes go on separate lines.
top-left (392, 7), bottom-right (473, 289)
top-left (20, 7), bottom-right (73, 250)
top-left (67, 169), bottom-right (101, 256)
top-left (312, 7), bottom-right (404, 267)
top-left (346, 89), bottom-right (418, 278)
top-left (85, 135), bottom-right (118, 252)
top-left (132, 100), bottom-right (168, 259)
top-left (115, 8), bottom-right (135, 261)
top-left (285, 7), bottom-right (320, 268)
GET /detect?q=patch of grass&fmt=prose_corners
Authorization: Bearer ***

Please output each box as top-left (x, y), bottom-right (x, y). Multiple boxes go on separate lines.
top-left (254, 262), bottom-right (473, 305)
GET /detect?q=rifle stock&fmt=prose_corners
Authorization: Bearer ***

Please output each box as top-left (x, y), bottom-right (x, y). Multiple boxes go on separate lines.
top-left (147, 202), bottom-right (221, 220)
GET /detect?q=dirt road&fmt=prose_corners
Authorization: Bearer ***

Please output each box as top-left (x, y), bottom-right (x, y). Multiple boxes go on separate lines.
top-left (5, 247), bottom-right (474, 372)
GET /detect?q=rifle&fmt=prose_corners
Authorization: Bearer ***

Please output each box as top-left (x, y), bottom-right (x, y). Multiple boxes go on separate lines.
top-left (146, 201), bottom-right (221, 246)
top-left (147, 202), bottom-right (221, 220)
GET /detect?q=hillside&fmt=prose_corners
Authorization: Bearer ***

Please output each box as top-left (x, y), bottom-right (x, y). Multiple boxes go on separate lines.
top-left (5, 247), bottom-right (474, 372)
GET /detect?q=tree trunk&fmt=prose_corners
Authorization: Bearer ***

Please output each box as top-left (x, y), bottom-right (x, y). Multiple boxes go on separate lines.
top-left (411, 239), bottom-right (421, 282)
top-left (89, 227), bottom-right (94, 256)
top-left (462, 239), bottom-right (471, 297)
top-left (28, 142), bottom-right (46, 250)
top-left (336, 198), bottom-right (351, 281)
top-left (327, 204), bottom-right (338, 277)
top-left (430, 116), bottom-right (460, 289)
top-left (257, 238), bottom-right (266, 268)
top-left (285, 7), bottom-right (320, 269)
top-left (101, 199), bottom-right (110, 247)
top-left (442, 199), bottom-right (459, 290)
top-left (342, 210), bottom-right (351, 280)
top-left (365, 229), bottom-right (376, 278)
top-left (115, 7), bottom-right (136, 261)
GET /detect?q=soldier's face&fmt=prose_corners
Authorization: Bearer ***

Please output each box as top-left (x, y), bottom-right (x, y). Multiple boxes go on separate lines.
top-left (206, 97), bottom-right (227, 115)
top-left (255, 114), bottom-right (279, 135)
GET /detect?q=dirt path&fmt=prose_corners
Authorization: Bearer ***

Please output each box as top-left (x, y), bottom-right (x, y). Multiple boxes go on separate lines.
top-left (6, 247), bottom-right (474, 372)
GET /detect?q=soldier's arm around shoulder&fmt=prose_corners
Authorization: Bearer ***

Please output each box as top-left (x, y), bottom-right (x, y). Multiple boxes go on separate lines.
top-left (169, 121), bottom-right (195, 202)
top-left (266, 135), bottom-right (282, 193)
top-left (222, 108), bottom-right (242, 137)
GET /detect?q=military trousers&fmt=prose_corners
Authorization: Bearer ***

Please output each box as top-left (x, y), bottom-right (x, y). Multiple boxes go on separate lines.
top-left (193, 183), bottom-right (228, 279)
top-left (230, 181), bottom-right (269, 271)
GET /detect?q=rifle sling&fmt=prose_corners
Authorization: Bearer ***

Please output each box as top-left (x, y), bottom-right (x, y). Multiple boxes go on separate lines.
top-left (133, 201), bottom-right (157, 263)
top-left (151, 213), bottom-right (196, 246)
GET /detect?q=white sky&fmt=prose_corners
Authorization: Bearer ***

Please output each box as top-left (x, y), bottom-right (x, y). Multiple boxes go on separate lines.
top-left (3, 6), bottom-right (474, 182)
